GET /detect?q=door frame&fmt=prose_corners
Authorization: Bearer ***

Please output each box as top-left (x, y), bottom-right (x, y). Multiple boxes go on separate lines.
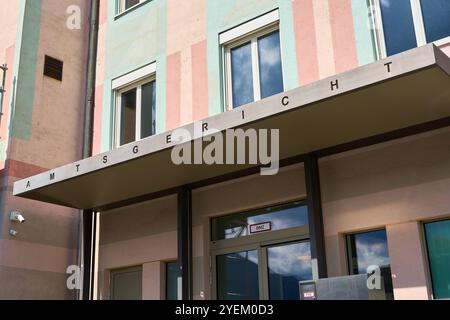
top-left (210, 225), bottom-right (310, 300)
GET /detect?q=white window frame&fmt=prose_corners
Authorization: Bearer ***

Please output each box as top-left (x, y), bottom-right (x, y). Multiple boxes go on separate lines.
top-left (371, 0), bottom-right (450, 59)
top-left (114, 75), bottom-right (156, 148)
top-left (220, 10), bottom-right (281, 111)
top-left (222, 23), bottom-right (282, 111)
top-left (116, 0), bottom-right (148, 15)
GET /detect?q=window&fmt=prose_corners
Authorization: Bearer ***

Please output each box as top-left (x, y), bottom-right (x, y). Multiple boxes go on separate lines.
top-left (420, 0), bottom-right (450, 43)
top-left (373, 0), bottom-right (450, 57)
top-left (110, 266), bottom-right (142, 300)
top-left (346, 229), bottom-right (394, 300)
top-left (211, 201), bottom-right (308, 241)
top-left (166, 261), bottom-right (179, 300)
top-left (221, 11), bottom-right (283, 110)
top-left (115, 77), bottom-right (156, 147)
top-left (424, 219), bottom-right (450, 299)
top-left (117, 0), bottom-right (145, 14)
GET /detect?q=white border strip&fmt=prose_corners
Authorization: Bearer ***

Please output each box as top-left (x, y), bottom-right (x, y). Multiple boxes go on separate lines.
top-left (219, 9), bottom-right (279, 45)
top-left (112, 62), bottom-right (156, 90)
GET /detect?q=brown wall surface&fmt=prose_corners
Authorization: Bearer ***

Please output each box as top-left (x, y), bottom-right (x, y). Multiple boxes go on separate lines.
top-left (0, 0), bottom-right (89, 300)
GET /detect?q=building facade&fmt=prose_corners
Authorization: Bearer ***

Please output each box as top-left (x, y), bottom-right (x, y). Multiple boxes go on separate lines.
top-left (7, 0), bottom-right (450, 300)
top-left (0, 0), bottom-right (89, 299)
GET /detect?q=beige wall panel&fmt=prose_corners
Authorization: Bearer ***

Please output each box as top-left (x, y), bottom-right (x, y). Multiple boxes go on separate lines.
top-left (387, 222), bottom-right (431, 300)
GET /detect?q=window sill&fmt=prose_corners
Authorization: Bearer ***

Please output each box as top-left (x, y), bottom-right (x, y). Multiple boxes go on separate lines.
top-left (114, 0), bottom-right (151, 20)
top-left (434, 36), bottom-right (450, 48)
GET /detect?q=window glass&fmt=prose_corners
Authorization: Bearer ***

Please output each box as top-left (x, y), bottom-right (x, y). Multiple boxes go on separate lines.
top-left (258, 31), bottom-right (283, 99)
top-left (347, 230), bottom-right (394, 300)
top-left (110, 267), bottom-right (142, 300)
top-left (380, 0), bottom-right (417, 56)
top-left (420, 0), bottom-right (450, 43)
top-left (211, 202), bottom-right (308, 241)
top-left (125, 0), bottom-right (140, 11)
top-left (120, 88), bottom-right (137, 146)
top-left (268, 241), bottom-right (312, 300)
top-left (166, 262), bottom-right (179, 300)
top-left (424, 219), bottom-right (450, 299)
top-left (217, 250), bottom-right (259, 300)
top-left (141, 81), bottom-right (156, 139)
top-left (231, 42), bottom-right (254, 108)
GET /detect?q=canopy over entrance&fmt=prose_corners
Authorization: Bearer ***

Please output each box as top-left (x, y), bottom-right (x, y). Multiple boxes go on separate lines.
top-left (13, 45), bottom-right (450, 210)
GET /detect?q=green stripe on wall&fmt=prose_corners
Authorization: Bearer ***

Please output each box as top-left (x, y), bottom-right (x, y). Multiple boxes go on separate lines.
top-left (101, 0), bottom-right (167, 151)
top-left (10, 0), bottom-right (42, 141)
top-left (206, 0), bottom-right (300, 116)
top-left (351, 0), bottom-right (377, 66)
top-left (278, 0), bottom-right (299, 91)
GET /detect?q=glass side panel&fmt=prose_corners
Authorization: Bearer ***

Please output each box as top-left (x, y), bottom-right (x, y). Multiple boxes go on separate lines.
top-left (347, 230), bottom-right (394, 300)
top-left (217, 250), bottom-right (259, 300)
top-left (120, 88), bottom-right (137, 146)
top-left (380, 0), bottom-right (417, 56)
top-left (166, 262), bottom-right (179, 300)
top-left (424, 219), bottom-right (450, 299)
top-left (258, 31), bottom-right (283, 99)
top-left (231, 42), bottom-right (254, 108)
top-left (211, 202), bottom-right (308, 241)
top-left (268, 242), bottom-right (312, 300)
top-left (420, 0), bottom-right (450, 43)
top-left (141, 81), bottom-right (156, 139)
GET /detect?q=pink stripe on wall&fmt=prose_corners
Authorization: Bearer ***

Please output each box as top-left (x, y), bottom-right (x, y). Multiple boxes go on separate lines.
top-left (93, 84), bottom-right (103, 155)
top-left (0, 45), bottom-right (15, 141)
top-left (166, 52), bottom-right (181, 130)
top-left (440, 43), bottom-right (450, 58)
top-left (99, 0), bottom-right (108, 25)
top-left (191, 40), bottom-right (208, 121)
top-left (328, 0), bottom-right (358, 74)
top-left (292, 0), bottom-right (320, 85)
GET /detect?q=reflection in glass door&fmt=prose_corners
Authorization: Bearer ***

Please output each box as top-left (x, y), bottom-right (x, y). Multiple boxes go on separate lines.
top-left (267, 242), bottom-right (313, 300)
top-left (217, 250), bottom-right (259, 300)
top-left (214, 241), bottom-right (312, 300)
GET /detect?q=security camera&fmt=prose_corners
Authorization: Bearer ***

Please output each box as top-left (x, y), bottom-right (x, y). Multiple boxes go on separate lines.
top-left (10, 211), bottom-right (25, 223)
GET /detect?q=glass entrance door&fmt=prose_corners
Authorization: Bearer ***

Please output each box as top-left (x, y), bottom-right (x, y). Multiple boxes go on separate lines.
top-left (211, 202), bottom-right (311, 300)
top-left (214, 240), bottom-right (312, 300)
top-left (217, 250), bottom-right (260, 300)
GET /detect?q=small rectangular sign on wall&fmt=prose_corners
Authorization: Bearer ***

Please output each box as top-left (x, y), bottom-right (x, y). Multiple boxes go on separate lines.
top-left (249, 222), bottom-right (272, 234)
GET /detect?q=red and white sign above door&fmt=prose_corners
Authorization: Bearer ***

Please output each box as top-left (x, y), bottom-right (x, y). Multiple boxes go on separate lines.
top-left (249, 222), bottom-right (272, 234)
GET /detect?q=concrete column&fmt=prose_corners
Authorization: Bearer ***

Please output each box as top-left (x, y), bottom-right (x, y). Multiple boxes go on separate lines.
top-left (386, 222), bottom-right (431, 300)
top-left (142, 261), bottom-right (165, 300)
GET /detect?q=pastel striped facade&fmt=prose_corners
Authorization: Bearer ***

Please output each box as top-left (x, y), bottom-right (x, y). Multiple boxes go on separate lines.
top-left (0, 0), bottom-right (89, 299)
top-left (93, 0), bottom-right (378, 154)
top-left (0, 1), bottom-right (21, 168)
